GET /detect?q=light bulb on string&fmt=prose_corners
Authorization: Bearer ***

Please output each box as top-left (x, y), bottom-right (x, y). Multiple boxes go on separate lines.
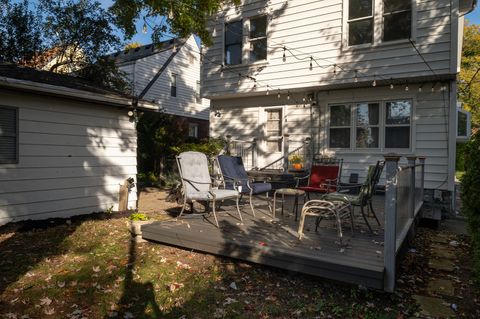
top-left (282, 47), bottom-right (286, 62)
top-left (266, 85), bottom-right (270, 95)
top-left (237, 73), bottom-right (242, 85)
top-left (277, 89), bottom-right (281, 99)
top-left (333, 64), bottom-right (337, 75)
top-left (287, 91), bottom-right (290, 100)
top-left (354, 70), bottom-right (358, 83)
top-left (418, 84), bottom-right (423, 92)
top-left (309, 57), bottom-right (313, 71)
top-left (372, 76), bottom-right (376, 87)
top-left (431, 83), bottom-right (435, 92)
top-left (389, 78), bottom-right (394, 89)
top-left (405, 83), bottom-right (409, 91)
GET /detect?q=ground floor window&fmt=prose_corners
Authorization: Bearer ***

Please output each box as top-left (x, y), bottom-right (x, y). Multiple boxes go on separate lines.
top-left (0, 105), bottom-right (19, 164)
top-left (188, 123), bottom-right (199, 138)
top-left (328, 100), bottom-right (412, 150)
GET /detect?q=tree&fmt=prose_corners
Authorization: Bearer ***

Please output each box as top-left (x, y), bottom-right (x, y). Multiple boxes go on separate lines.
top-left (125, 42), bottom-right (142, 50)
top-left (0, 0), bottom-right (127, 91)
top-left (110, 0), bottom-right (240, 46)
top-left (0, 0), bottom-right (44, 65)
top-left (458, 23), bottom-right (480, 128)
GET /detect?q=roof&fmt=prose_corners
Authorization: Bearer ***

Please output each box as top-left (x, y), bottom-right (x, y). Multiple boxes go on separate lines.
top-left (109, 38), bottom-right (188, 64)
top-left (0, 63), bottom-right (157, 110)
top-left (0, 63), bottom-right (122, 96)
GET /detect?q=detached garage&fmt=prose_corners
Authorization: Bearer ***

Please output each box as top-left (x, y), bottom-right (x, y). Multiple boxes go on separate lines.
top-left (0, 64), bottom-right (156, 226)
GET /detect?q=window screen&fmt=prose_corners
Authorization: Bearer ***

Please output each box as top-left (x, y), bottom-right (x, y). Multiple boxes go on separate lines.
top-left (0, 106), bottom-right (18, 164)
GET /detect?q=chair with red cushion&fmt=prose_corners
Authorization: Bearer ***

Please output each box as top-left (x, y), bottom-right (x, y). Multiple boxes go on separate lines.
top-left (295, 158), bottom-right (343, 199)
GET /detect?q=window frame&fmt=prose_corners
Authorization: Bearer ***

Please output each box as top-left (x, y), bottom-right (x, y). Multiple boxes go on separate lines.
top-left (0, 105), bottom-right (19, 164)
top-left (247, 15), bottom-right (268, 64)
top-left (188, 122), bottom-right (199, 138)
top-left (327, 99), bottom-right (413, 152)
top-left (195, 80), bottom-right (202, 104)
top-left (342, 0), bottom-right (416, 49)
top-left (171, 73), bottom-right (177, 97)
top-left (347, 0), bottom-right (374, 47)
top-left (456, 107), bottom-right (471, 141)
top-left (224, 19), bottom-right (244, 66)
top-left (264, 107), bottom-right (283, 153)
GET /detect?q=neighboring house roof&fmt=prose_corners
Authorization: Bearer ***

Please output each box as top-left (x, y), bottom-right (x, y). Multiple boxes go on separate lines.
top-left (110, 38), bottom-right (188, 65)
top-left (0, 63), bottom-right (156, 110)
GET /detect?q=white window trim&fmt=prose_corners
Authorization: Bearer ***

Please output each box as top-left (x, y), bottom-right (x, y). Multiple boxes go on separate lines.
top-left (342, 0), bottom-right (417, 50)
top-left (456, 107), bottom-right (471, 141)
top-left (260, 105), bottom-right (285, 154)
top-left (327, 99), bottom-right (415, 153)
top-left (223, 15), bottom-right (270, 68)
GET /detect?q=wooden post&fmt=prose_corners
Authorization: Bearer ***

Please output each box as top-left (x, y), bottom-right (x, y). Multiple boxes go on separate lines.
top-left (407, 156), bottom-right (417, 218)
top-left (384, 153), bottom-right (400, 292)
top-left (252, 138), bottom-right (257, 169)
top-left (283, 134), bottom-right (290, 172)
top-left (304, 137), bottom-right (311, 169)
top-left (225, 135), bottom-right (232, 155)
top-left (418, 156), bottom-right (426, 202)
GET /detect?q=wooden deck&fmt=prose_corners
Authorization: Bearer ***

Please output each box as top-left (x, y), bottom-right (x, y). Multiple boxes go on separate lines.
top-left (142, 195), bottom-right (386, 289)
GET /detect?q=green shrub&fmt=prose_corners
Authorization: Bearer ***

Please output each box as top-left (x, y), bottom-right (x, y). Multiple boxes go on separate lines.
top-left (461, 130), bottom-right (480, 282)
top-left (172, 138), bottom-right (225, 157)
top-left (128, 213), bottom-right (149, 221)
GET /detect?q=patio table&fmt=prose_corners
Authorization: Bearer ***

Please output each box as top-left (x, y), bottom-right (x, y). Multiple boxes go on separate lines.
top-left (272, 188), bottom-right (306, 221)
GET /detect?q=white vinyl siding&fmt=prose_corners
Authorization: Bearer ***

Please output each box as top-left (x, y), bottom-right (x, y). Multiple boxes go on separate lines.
top-left (118, 35), bottom-right (209, 120)
top-left (203, 0), bottom-right (450, 98)
top-left (0, 90), bottom-right (138, 226)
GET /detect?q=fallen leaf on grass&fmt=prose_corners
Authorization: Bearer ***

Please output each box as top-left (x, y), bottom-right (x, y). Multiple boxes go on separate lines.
top-left (44, 307), bottom-right (55, 315)
top-left (167, 282), bottom-right (184, 292)
top-left (229, 282), bottom-right (238, 290)
top-left (40, 297), bottom-right (52, 306)
top-left (92, 266), bottom-right (101, 273)
top-left (223, 297), bottom-right (237, 306)
top-left (57, 281), bottom-right (65, 288)
top-left (176, 261), bottom-right (191, 270)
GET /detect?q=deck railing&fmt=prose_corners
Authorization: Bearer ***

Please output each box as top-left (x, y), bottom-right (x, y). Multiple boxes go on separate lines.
top-left (383, 155), bottom-right (426, 292)
top-left (222, 135), bottom-right (258, 170)
top-left (259, 135), bottom-right (312, 172)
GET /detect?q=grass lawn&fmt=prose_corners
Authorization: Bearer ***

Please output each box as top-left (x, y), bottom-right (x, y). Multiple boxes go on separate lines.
top-left (0, 211), bottom-right (477, 318)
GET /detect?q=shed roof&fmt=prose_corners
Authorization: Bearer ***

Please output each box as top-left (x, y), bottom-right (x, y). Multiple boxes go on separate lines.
top-left (109, 38), bottom-right (187, 64)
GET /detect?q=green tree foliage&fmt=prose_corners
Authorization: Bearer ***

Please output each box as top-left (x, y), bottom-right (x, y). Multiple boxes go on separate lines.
top-left (459, 23), bottom-right (480, 127)
top-left (110, 0), bottom-right (240, 46)
top-left (0, 0), bottom-right (127, 91)
top-left (461, 130), bottom-right (480, 281)
top-left (0, 0), bottom-right (44, 64)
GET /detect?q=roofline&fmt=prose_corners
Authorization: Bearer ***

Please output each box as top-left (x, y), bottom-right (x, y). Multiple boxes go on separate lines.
top-left (0, 76), bottom-right (158, 111)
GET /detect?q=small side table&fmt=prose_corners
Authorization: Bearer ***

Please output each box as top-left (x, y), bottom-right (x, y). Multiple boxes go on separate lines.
top-left (273, 188), bottom-right (306, 221)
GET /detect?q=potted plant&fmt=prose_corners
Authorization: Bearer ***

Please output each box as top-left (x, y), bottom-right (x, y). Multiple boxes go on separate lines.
top-left (128, 213), bottom-right (152, 242)
top-left (289, 154), bottom-right (304, 170)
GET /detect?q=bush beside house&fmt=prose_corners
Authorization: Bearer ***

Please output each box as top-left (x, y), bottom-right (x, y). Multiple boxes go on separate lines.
top-left (461, 130), bottom-right (480, 281)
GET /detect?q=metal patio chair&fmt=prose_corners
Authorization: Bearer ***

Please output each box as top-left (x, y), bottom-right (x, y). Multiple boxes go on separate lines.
top-left (216, 155), bottom-right (272, 217)
top-left (176, 151), bottom-right (242, 227)
top-left (295, 157), bottom-right (343, 199)
top-left (322, 161), bottom-right (384, 233)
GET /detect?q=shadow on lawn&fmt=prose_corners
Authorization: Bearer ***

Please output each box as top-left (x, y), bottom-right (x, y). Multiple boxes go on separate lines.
top-left (0, 212), bottom-right (129, 297)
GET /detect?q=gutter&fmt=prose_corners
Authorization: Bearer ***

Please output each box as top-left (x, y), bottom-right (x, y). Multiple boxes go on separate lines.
top-left (460, 0), bottom-right (477, 16)
top-left (0, 76), bottom-right (158, 111)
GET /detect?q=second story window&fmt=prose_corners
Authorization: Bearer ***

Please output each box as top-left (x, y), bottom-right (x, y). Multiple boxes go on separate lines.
top-left (225, 20), bottom-right (243, 65)
top-left (249, 16), bottom-right (267, 63)
top-left (383, 0), bottom-right (412, 42)
top-left (348, 0), bottom-right (373, 46)
top-left (196, 81), bottom-right (201, 103)
top-left (171, 73), bottom-right (177, 97)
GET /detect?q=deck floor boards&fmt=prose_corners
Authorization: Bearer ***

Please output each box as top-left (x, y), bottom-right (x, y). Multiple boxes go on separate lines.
top-left (142, 194), bottom-right (387, 289)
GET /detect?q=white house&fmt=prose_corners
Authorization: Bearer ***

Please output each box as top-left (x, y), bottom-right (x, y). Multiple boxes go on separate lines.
top-left (112, 35), bottom-right (210, 139)
top-left (203, 0), bottom-right (476, 211)
top-left (0, 64), bottom-right (156, 226)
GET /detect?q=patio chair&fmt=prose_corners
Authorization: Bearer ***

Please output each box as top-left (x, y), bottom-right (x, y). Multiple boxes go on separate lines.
top-left (295, 158), bottom-right (343, 199)
top-left (176, 151), bottom-right (242, 228)
top-left (216, 155), bottom-right (272, 217)
top-left (322, 161), bottom-right (384, 233)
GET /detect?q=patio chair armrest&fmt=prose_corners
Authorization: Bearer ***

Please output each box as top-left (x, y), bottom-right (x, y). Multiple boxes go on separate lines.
top-left (294, 175), bottom-right (309, 188)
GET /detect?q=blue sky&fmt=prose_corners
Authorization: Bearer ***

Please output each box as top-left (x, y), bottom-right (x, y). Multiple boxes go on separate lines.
top-left (466, 6), bottom-right (480, 24)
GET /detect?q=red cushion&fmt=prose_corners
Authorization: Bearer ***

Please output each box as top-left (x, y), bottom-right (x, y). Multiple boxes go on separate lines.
top-left (308, 165), bottom-right (339, 188)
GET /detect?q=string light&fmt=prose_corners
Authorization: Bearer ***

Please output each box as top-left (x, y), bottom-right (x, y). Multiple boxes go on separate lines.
top-left (309, 56), bottom-right (313, 71)
top-left (354, 70), bottom-right (358, 83)
top-left (372, 75), bottom-right (376, 87)
top-left (405, 83), bottom-right (409, 91)
top-left (220, 64), bottom-right (224, 74)
top-left (333, 64), bottom-right (337, 75)
top-left (238, 73), bottom-right (242, 85)
top-left (431, 83), bottom-right (435, 92)
top-left (418, 84), bottom-right (423, 92)
top-left (277, 89), bottom-right (281, 99)
top-left (287, 91), bottom-right (290, 100)
top-left (266, 85), bottom-right (270, 95)
top-left (282, 47), bottom-right (286, 62)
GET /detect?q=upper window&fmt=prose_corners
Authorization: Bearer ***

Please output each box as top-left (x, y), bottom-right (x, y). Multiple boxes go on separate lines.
top-left (0, 106), bottom-right (18, 164)
top-left (348, 0), bottom-right (374, 46)
top-left (383, 0), bottom-right (412, 42)
top-left (347, 0), bottom-right (412, 47)
top-left (457, 107), bottom-right (471, 141)
top-left (196, 81), bottom-right (201, 103)
top-left (171, 73), bottom-right (177, 97)
top-left (225, 20), bottom-right (243, 65)
top-left (328, 100), bottom-right (412, 150)
top-left (249, 16), bottom-right (267, 63)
